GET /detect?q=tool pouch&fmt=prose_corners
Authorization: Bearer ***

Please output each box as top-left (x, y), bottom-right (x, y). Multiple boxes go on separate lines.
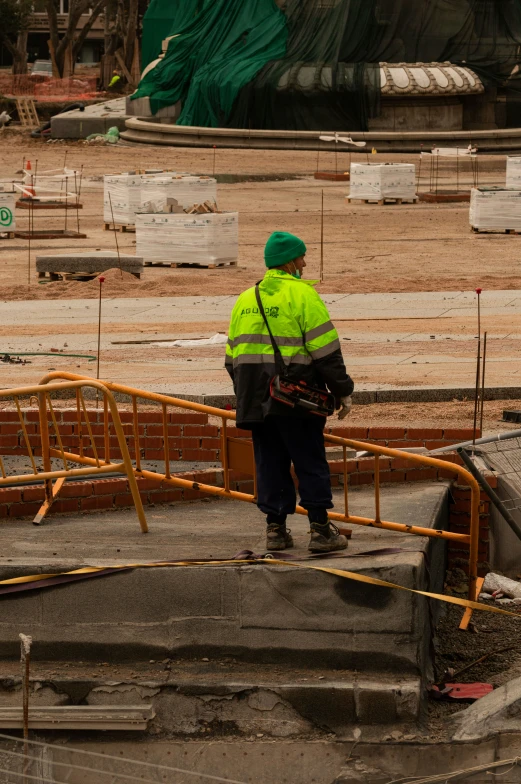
top-left (255, 283), bottom-right (335, 418)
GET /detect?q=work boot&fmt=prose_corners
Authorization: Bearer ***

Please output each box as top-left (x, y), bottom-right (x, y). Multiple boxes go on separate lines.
top-left (266, 524), bottom-right (294, 551)
top-left (308, 521), bottom-right (348, 553)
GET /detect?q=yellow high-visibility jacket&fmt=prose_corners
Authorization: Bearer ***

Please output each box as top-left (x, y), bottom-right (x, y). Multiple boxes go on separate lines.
top-left (225, 269), bottom-right (353, 427)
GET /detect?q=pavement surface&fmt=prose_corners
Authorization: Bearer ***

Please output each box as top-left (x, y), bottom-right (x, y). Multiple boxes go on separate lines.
top-left (2, 289), bottom-right (521, 395)
top-left (0, 483), bottom-right (446, 569)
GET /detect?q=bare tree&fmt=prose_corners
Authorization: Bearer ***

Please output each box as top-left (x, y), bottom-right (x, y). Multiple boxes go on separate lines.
top-left (101, 0), bottom-right (140, 86)
top-left (0, 0), bottom-right (32, 74)
top-left (45, 0), bottom-right (106, 77)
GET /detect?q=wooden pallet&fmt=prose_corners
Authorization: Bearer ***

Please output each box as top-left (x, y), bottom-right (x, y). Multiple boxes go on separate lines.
top-left (0, 231), bottom-right (15, 239)
top-left (16, 98), bottom-right (39, 128)
top-left (144, 260), bottom-right (238, 269)
top-left (103, 222), bottom-right (136, 233)
top-left (346, 197), bottom-right (419, 205)
top-left (471, 227), bottom-right (521, 235)
top-left (15, 229), bottom-right (87, 240)
top-left (38, 270), bottom-right (141, 281)
top-left (17, 200), bottom-right (83, 210)
top-left (314, 172), bottom-right (350, 182)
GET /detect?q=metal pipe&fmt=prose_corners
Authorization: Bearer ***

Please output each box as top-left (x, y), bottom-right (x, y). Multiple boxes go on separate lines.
top-left (430, 428), bottom-right (521, 454)
top-left (458, 447), bottom-right (521, 543)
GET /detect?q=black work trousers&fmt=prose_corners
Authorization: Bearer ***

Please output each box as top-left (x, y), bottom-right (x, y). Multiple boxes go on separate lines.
top-left (250, 415), bottom-right (333, 524)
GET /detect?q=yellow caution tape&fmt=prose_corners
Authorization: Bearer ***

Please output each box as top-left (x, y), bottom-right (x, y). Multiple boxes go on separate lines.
top-left (0, 558), bottom-right (519, 619)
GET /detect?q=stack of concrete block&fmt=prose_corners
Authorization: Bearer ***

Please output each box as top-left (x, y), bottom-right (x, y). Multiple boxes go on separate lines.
top-left (506, 157), bottom-right (521, 189)
top-left (349, 163), bottom-right (416, 201)
top-left (139, 175), bottom-right (217, 215)
top-left (0, 191), bottom-right (16, 233)
top-left (135, 212), bottom-right (238, 267)
top-left (470, 187), bottom-right (521, 232)
top-left (103, 170), bottom-right (177, 226)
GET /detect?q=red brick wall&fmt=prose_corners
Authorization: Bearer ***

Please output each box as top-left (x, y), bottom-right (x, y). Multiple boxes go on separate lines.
top-left (448, 475), bottom-right (496, 577)
top-left (0, 409), bottom-right (478, 463)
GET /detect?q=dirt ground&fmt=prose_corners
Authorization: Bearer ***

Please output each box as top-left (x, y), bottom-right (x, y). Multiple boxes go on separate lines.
top-left (2, 129), bottom-right (521, 426)
top-left (0, 130), bottom-right (519, 300)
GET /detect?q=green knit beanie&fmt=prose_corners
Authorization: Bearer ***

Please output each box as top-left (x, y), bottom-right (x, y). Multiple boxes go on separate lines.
top-left (264, 231), bottom-right (307, 268)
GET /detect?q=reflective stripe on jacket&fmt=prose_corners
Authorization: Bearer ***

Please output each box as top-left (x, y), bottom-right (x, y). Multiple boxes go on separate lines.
top-left (225, 269), bottom-right (354, 427)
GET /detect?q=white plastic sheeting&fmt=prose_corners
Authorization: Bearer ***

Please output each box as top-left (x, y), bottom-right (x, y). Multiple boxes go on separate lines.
top-left (0, 191), bottom-right (16, 232)
top-left (103, 171), bottom-right (199, 225)
top-left (104, 173), bottom-right (154, 225)
top-left (470, 187), bottom-right (521, 231)
top-left (152, 333), bottom-right (228, 347)
top-left (349, 163), bottom-right (416, 200)
top-left (139, 175), bottom-right (217, 214)
top-left (135, 212), bottom-right (238, 266)
top-left (506, 157), bottom-right (521, 189)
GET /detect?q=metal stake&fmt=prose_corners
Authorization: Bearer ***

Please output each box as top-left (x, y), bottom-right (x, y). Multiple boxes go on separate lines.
top-left (473, 337), bottom-right (481, 445)
top-left (320, 189), bottom-right (324, 283)
top-left (96, 276), bottom-right (105, 410)
top-left (479, 331), bottom-right (487, 436)
top-left (108, 192), bottom-right (123, 276)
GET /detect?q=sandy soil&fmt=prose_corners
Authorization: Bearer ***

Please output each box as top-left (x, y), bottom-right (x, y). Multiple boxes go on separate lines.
top-left (1, 130), bottom-right (519, 301)
top-left (2, 130), bottom-right (521, 426)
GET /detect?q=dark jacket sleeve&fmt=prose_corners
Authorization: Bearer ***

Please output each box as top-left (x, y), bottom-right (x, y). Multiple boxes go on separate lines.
top-left (313, 348), bottom-right (354, 398)
top-left (225, 355), bottom-right (235, 387)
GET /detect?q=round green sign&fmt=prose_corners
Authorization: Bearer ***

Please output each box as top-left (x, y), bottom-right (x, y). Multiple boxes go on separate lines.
top-left (0, 207), bottom-right (13, 227)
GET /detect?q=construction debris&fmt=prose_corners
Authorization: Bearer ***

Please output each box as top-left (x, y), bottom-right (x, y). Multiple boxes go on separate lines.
top-left (1, 355), bottom-right (30, 365)
top-left (482, 572), bottom-right (521, 601)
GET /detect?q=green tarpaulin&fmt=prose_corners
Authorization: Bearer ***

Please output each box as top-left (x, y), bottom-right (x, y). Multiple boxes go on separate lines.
top-left (134, 0), bottom-right (521, 132)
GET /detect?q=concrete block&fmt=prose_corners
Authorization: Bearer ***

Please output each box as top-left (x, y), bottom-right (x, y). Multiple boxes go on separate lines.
top-left (41, 567), bottom-right (226, 625)
top-left (238, 559), bottom-right (424, 634)
top-left (36, 251), bottom-right (143, 275)
top-left (450, 674), bottom-right (521, 740)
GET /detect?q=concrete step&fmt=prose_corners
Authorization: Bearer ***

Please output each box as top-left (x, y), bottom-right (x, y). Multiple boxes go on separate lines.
top-left (0, 483), bottom-right (450, 679)
top-left (0, 662), bottom-right (419, 735)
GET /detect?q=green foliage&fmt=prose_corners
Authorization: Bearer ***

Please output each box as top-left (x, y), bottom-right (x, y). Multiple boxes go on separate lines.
top-left (0, 0), bottom-right (32, 39)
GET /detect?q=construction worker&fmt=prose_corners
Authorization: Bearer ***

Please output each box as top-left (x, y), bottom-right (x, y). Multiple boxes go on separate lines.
top-left (225, 231), bottom-right (354, 553)
top-left (108, 70), bottom-right (122, 90)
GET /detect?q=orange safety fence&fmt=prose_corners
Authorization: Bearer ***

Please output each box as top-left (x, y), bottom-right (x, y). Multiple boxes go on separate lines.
top-left (0, 378), bottom-right (147, 532)
top-left (29, 372), bottom-right (482, 627)
top-left (0, 74), bottom-right (99, 102)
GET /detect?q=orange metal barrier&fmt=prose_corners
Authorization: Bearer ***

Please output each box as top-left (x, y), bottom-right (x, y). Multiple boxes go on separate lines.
top-left (0, 379), bottom-right (147, 532)
top-left (34, 372), bottom-right (481, 621)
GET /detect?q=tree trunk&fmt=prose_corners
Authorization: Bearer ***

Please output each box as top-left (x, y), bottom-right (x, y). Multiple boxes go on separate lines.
top-left (123, 0), bottom-right (138, 75)
top-left (13, 30), bottom-right (28, 74)
top-left (1, 30), bottom-right (29, 75)
top-left (45, 0), bottom-right (62, 76)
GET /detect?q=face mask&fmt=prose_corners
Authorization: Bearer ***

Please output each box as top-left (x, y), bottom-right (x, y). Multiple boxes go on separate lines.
top-left (290, 263), bottom-right (301, 279)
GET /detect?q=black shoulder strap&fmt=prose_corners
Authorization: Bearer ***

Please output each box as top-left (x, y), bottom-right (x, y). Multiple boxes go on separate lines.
top-left (255, 282), bottom-right (285, 375)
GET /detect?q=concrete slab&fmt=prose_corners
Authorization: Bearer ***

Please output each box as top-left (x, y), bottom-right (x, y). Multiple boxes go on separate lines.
top-left (4, 289), bottom-right (521, 395)
top-left (0, 482), bottom-right (450, 675)
top-left (450, 675), bottom-right (521, 740)
top-left (36, 251), bottom-right (143, 277)
top-left (51, 98), bottom-right (129, 139)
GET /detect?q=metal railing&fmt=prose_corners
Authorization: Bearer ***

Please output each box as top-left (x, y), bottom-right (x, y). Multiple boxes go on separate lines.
top-left (30, 372), bottom-right (481, 613)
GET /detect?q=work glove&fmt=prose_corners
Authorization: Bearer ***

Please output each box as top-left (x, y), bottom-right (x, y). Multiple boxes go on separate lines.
top-left (337, 396), bottom-right (353, 420)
